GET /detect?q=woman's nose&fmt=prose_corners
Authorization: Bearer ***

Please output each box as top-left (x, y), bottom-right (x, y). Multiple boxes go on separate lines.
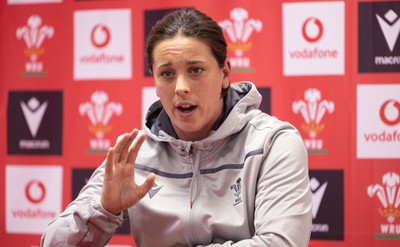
top-left (175, 76), bottom-right (190, 95)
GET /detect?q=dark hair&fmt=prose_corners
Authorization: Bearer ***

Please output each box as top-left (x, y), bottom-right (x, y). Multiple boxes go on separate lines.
top-left (145, 8), bottom-right (228, 75)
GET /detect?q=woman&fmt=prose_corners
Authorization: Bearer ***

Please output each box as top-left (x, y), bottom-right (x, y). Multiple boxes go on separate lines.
top-left (41, 8), bottom-right (312, 247)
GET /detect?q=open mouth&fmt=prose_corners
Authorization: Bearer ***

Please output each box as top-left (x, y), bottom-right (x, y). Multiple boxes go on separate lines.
top-left (177, 105), bottom-right (197, 113)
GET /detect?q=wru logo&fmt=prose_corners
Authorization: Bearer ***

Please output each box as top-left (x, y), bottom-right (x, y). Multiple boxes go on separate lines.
top-left (16, 15), bottom-right (54, 76)
top-left (292, 88), bottom-right (334, 153)
top-left (79, 91), bottom-right (123, 153)
top-left (219, 7), bottom-right (262, 70)
top-left (368, 172), bottom-right (400, 236)
top-left (230, 178), bottom-right (242, 206)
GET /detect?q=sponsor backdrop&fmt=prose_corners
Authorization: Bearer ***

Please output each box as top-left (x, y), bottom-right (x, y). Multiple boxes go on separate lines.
top-left (1, 0), bottom-right (399, 246)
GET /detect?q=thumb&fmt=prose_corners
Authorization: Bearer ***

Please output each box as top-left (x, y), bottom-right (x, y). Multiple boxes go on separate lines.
top-left (136, 173), bottom-right (156, 199)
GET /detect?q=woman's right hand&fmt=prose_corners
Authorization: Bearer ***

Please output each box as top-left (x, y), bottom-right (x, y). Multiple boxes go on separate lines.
top-left (101, 129), bottom-right (155, 215)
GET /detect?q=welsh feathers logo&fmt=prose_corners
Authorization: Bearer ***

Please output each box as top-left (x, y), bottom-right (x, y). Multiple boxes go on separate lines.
top-left (368, 172), bottom-right (400, 237)
top-left (16, 15), bottom-right (54, 77)
top-left (218, 7), bottom-right (262, 73)
top-left (230, 178), bottom-right (243, 206)
top-left (79, 91), bottom-right (123, 153)
top-left (292, 88), bottom-right (334, 154)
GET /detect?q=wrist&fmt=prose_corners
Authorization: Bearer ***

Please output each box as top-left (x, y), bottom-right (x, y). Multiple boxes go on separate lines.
top-left (101, 198), bottom-right (121, 215)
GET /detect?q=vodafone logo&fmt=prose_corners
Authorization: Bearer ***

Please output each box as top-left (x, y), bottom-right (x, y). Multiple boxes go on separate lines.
top-left (282, 2), bottom-right (344, 76)
top-left (25, 180), bottom-right (46, 204)
top-left (6, 165), bottom-right (62, 234)
top-left (358, 85), bottom-right (400, 158)
top-left (74, 9), bottom-right (132, 80)
top-left (380, 99), bottom-right (400, 126)
top-left (91, 24), bottom-right (110, 48)
top-left (302, 17), bottom-right (323, 43)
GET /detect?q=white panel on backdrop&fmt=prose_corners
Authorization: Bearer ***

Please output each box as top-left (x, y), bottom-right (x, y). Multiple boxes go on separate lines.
top-left (282, 1), bottom-right (345, 76)
top-left (6, 165), bottom-right (63, 234)
top-left (74, 9), bottom-right (132, 80)
top-left (357, 84), bottom-right (400, 158)
top-left (142, 87), bottom-right (158, 122)
top-left (8, 0), bottom-right (62, 4)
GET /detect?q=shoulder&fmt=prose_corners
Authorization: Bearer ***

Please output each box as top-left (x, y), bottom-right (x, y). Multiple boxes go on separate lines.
top-left (247, 113), bottom-right (302, 141)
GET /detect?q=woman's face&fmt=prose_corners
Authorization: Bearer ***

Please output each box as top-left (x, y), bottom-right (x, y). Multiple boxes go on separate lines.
top-left (152, 35), bottom-right (231, 141)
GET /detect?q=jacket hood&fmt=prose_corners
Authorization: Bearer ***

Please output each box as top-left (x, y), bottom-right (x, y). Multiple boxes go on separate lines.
top-left (142, 81), bottom-right (262, 144)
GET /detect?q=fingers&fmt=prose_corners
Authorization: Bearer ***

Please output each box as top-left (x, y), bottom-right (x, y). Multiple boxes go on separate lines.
top-left (112, 133), bottom-right (129, 164)
top-left (118, 130), bottom-right (139, 162)
top-left (126, 130), bottom-right (146, 164)
top-left (113, 129), bottom-right (139, 164)
top-left (105, 147), bottom-right (114, 176)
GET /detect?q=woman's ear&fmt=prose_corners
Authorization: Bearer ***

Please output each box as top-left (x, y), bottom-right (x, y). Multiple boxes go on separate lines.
top-left (222, 59), bottom-right (231, 89)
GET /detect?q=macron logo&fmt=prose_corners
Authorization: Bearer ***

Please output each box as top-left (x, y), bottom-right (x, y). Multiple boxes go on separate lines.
top-left (20, 97), bottom-right (48, 138)
top-left (148, 183), bottom-right (162, 199)
top-left (310, 177), bottom-right (328, 219)
top-left (376, 9), bottom-right (400, 52)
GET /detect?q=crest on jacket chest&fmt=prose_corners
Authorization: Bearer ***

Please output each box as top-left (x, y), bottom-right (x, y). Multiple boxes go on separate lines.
top-left (230, 177), bottom-right (243, 206)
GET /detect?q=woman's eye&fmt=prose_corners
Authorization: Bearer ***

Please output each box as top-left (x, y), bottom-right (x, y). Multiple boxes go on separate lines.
top-left (161, 71), bottom-right (173, 77)
top-left (190, 67), bottom-right (203, 74)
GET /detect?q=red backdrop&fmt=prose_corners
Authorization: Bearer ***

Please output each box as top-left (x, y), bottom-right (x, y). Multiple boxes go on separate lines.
top-left (1, 0), bottom-right (400, 246)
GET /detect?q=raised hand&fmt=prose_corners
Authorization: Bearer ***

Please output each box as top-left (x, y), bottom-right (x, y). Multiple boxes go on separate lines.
top-left (101, 129), bottom-right (155, 215)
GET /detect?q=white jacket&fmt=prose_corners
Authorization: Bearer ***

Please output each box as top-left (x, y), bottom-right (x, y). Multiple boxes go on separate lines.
top-left (41, 82), bottom-right (312, 247)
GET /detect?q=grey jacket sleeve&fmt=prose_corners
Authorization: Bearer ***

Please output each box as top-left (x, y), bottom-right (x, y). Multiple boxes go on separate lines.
top-left (200, 128), bottom-right (313, 247)
top-left (40, 163), bottom-right (125, 247)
